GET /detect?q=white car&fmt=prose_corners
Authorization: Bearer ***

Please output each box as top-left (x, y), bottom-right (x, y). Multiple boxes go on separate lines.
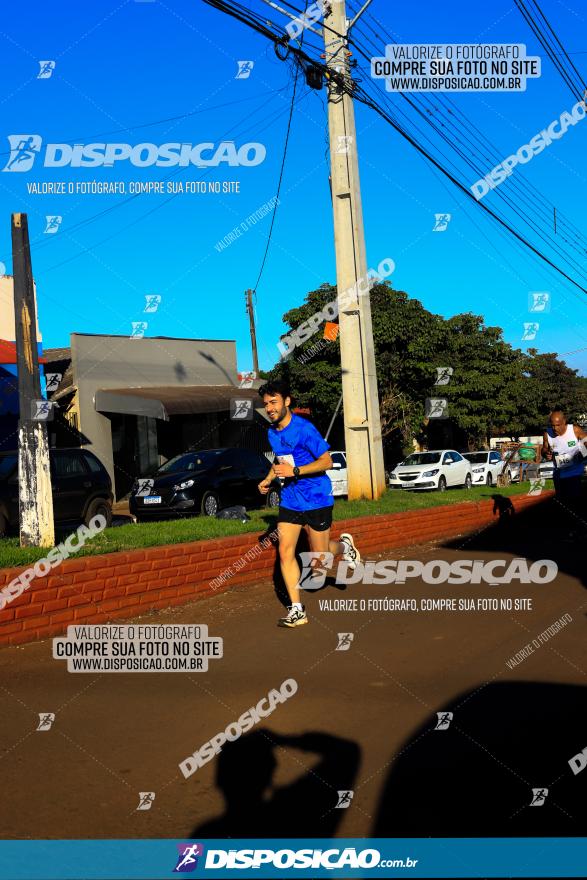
top-left (327, 450), bottom-right (347, 496)
top-left (463, 450), bottom-right (504, 486)
top-left (389, 449), bottom-right (472, 491)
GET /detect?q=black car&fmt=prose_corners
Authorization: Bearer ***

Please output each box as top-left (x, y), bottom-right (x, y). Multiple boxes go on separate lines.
top-left (129, 448), bottom-right (280, 520)
top-left (0, 448), bottom-right (113, 538)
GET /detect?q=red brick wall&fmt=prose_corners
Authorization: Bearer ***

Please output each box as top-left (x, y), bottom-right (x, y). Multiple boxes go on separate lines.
top-left (0, 492), bottom-right (551, 646)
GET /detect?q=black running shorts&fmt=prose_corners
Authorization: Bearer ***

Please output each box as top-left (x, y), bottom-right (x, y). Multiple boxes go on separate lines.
top-left (277, 505), bottom-right (333, 531)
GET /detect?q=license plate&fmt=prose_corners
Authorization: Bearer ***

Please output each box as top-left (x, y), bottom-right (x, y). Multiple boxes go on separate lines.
top-left (143, 496), bottom-right (161, 504)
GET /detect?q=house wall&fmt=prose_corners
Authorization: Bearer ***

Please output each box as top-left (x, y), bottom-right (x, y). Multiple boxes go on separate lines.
top-left (71, 334), bottom-right (239, 497)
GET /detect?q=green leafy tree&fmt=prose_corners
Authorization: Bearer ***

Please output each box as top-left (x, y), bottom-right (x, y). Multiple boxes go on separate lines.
top-left (436, 314), bottom-right (527, 447)
top-left (521, 350), bottom-right (587, 428)
top-left (265, 282), bottom-right (586, 454)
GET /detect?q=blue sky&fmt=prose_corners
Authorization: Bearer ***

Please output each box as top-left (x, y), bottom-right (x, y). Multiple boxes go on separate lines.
top-left (0, 0), bottom-right (586, 376)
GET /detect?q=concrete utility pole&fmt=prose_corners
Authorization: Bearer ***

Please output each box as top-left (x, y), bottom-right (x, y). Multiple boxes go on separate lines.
top-left (245, 288), bottom-right (260, 375)
top-left (323, 0), bottom-right (386, 499)
top-left (11, 213), bottom-right (55, 547)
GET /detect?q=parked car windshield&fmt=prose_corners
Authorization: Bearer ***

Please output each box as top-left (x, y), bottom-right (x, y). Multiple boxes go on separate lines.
top-left (0, 454), bottom-right (17, 479)
top-left (157, 451), bottom-right (222, 474)
top-left (401, 453), bottom-right (441, 465)
top-left (463, 452), bottom-right (489, 464)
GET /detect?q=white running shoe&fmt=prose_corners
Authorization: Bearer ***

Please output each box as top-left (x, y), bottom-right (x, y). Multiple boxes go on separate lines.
top-left (278, 605), bottom-right (308, 628)
top-left (340, 532), bottom-right (361, 569)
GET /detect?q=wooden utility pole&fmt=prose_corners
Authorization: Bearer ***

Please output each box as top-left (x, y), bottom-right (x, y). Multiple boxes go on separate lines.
top-left (323, 0), bottom-right (386, 499)
top-left (11, 213), bottom-right (55, 547)
top-left (245, 288), bottom-right (260, 375)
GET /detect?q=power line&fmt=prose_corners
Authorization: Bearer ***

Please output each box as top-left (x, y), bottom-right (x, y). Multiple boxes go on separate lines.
top-left (202, 0), bottom-right (342, 84)
top-left (516, 0), bottom-right (580, 99)
top-left (348, 7), bottom-right (587, 253)
top-left (200, 1), bottom-right (587, 295)
top-left (514, 0), bottom-right (587, 102)
top-left (25, 87), bottom-right (290, 256)
top-left (343, 4), bottom-right (587, 289)
top-left (348, 53), bottom-right (587, 288)
top-left (252, 9), bottom-right (305, 293)
top-left (353, 53), bottom-right (587, 285)
top-left (0, 89), bottom-right (292, 159)
top-left (347, 4), bottom-right (587, 252)
top-left (531, 0), bottom-right (587, 88)
top-left (351, 80), bottom-right (587, 294)
top-left (40, 87), bottom-right (314, 273)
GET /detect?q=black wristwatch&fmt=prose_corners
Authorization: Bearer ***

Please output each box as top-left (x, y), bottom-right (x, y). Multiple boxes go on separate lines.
top-left (293, 466), bottom-right (301, 480)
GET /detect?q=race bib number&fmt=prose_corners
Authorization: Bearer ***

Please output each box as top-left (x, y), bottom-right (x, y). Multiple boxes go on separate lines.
top-left (278, 454), bottom-right (295, 467)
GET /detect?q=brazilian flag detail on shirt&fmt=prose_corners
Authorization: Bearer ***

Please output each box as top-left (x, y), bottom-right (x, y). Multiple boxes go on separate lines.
top-left (268, 413), bottom-right (334, 511)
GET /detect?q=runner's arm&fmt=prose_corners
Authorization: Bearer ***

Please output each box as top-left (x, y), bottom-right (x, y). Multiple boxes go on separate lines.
top-left (573, 424), bottom-right (587, 458)
top-left (258, 464), bottom-right (276, 494)
top-left (298, 451), bottom-right (332, 475)
top-left (541, 431), bottom-right (552, 459)
top-left (274, 451), bottom-right (332, 478)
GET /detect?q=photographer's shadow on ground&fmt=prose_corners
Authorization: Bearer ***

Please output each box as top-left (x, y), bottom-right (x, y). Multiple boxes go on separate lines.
top-left (372, 681), bottom-right (587, 837)
top-left (191, 729), bottom-right (360, 838)
top-left (445, 492), bottom-right (587, 590)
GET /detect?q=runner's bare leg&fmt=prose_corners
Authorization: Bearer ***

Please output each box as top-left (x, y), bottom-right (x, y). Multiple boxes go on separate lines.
top-left (306, 526), bottom-right (345, 559)
top-left (277, 521), bottom-right (304, 605)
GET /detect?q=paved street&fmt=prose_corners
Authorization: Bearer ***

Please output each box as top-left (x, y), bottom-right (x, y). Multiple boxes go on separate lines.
top-left (1, 498), bottom-right (586, 841)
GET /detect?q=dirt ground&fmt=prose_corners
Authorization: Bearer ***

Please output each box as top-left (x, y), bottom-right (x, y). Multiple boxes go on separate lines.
top-left (1, 497), bottom-right (586, 842)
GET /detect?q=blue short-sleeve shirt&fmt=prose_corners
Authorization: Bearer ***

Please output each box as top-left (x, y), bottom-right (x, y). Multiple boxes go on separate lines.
top-left (268, 413), bottom-right (333, 511)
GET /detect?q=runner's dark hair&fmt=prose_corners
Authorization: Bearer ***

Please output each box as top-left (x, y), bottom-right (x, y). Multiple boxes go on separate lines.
top-left (258, 379), bottom-right (294, 404)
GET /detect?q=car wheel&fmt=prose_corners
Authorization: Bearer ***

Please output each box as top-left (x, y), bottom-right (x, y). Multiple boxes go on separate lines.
top-left (438, 475), bottom-right (447, 492)
top-left (486, 473), bottom-right (493, 486)
top-left (0, 511), bottom-right (7, 538)
top-left (84, 497), bottom-right (112, 528)
top-left (201, 491), bottom-right (220, 517)
top-left (266, 488), bottom-right (280, 508)
top-left (464, 474), bottom-right (472, 489)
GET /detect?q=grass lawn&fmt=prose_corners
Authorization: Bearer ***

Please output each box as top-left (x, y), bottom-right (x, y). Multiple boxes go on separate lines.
top-left (0, 481), bottom-right (544, 570)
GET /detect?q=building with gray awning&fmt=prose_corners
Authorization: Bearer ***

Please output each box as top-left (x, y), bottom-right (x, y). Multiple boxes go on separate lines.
top-left (94, 385), bottom-right (262, 421)
top-left (43, 334), bottom-right (269, 500)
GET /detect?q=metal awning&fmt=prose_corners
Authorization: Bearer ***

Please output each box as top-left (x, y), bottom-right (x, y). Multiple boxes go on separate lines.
top-left (94, 385), bottom-right (264, 421)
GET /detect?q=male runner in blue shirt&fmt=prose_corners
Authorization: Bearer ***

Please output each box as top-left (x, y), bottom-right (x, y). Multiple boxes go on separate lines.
top-left (257, 381), bottom-right (360, 627)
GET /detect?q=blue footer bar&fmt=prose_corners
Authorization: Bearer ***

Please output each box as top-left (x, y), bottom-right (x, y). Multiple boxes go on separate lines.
top-left (0, 838), bottom-right (586, 878)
